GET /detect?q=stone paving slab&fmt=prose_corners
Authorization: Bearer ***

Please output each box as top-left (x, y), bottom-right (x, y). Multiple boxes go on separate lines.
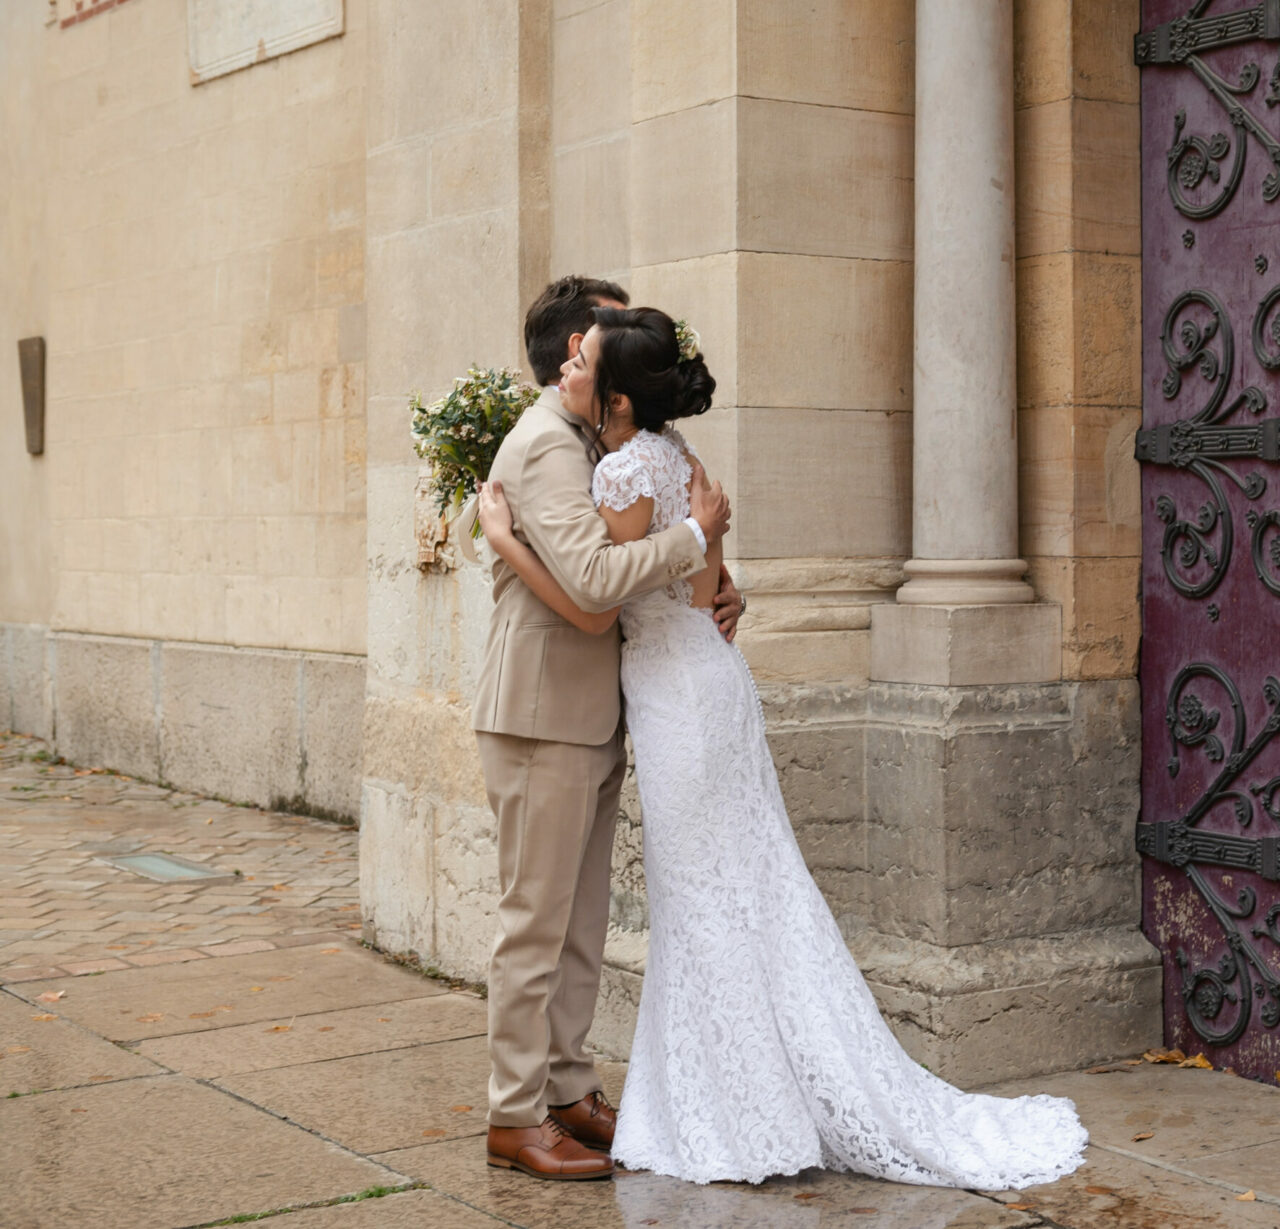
top-left (0, 1074), bottom-right (405, 1229)
top-left (136, 990), bottom-right (487, 1078)
top-left (984, 1146), bottom-right (1280, 1229)
top-left (277, 1188), bottom-right (505, 1227)
top-left (372, 1135), bottom-right (1039, 1229)
top-left (991, 1064), bottom-right (1280, 1192)
top-left (8, 941), bottom-right (444, 1041)
top-left (0, 988), bottom-right (159, 1096)
top-left (217, 1033), bottom-right (494, 1153)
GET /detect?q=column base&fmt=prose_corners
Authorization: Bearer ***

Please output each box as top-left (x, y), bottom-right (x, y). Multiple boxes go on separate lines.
top-left (871, 601), bottom-right (1061, 685)
top-left (896, 558), bottom-right (1035, 605)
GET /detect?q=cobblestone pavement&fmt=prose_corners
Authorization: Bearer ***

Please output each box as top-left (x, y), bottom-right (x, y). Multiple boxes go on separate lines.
top-left (0, 731), bottom-right (360, 983)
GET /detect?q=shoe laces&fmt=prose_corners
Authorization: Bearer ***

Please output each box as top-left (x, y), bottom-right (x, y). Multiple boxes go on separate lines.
top-left (543, 1114), bottom-right (570, 1140)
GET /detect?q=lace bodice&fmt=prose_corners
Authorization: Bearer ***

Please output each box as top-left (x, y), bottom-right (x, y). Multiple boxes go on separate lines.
top-left (592, 427), bottom-right (699, 627)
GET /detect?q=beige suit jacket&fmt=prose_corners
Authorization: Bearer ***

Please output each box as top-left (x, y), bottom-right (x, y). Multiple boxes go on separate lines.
top-left (472, 387), bottom-right (705, 746)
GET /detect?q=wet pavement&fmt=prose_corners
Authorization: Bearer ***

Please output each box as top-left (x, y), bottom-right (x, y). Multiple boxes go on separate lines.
top-left (3, 731), bottom-right (1280, 1228)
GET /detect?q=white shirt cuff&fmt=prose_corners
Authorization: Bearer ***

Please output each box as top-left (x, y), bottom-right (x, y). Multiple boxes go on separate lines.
top-left (683, 516), bottom-right (707, 555)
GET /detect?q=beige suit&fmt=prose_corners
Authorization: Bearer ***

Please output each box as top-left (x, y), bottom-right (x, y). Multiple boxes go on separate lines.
top-left (474, 387), bottom-right (704, 1127)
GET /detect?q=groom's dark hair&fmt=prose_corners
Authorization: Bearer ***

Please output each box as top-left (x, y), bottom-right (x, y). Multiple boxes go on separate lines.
top-left (524, 275), bottom-right (629, 387)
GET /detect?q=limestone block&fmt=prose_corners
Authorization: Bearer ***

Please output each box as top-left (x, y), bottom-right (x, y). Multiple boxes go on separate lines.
top-left (158, 643), bottom-right (301, 806)
top-left (365, 140), bottom-right (431, 238)
top-left (431, 117), bottom-right (520, 221)
top-left (1015, 253), bottom-right (1074, 410)
top-left (739, 629), bottom-right (870, 688)
top-left (870, 603), bottom-right (1062, 687)
top-left (393, 3), bottom-right (518, 143)
top-left (366, 467), bottom-right (426, 689)
top-left (553, 0), bottom-right (629, 145)
top-left (738, 252), bottom-right (912, 412)
top-left (734, 407), bottom-right (911, 559)
top-left (268, 240), bottom-right (319, 317)
top-left (432, 799), bottom-right (500, 982)
top-left (1018, 402), bottom-right (1141, 559)
top-left (359, 779), bottom-right (434, 959)
top-left (631, 0), bottom-right (734, 122)
top-left (51, 633), bottom-right (159, 779)
top-left (224, 578), bottom-right (282, 648)
top-left (1075, 252), bottom-right (1141, 407)
top-left (300, 653), bottom-right (365, 821)
top-left (862, 678), bottom-right (1140, 947)
top-left (1073, 0), bottom-right (1141, 105)
top-left (588, 928), bottom-right (647, 1060)
top-left (739, 99), bottom-right (913, 262)
top-left (1074, 405), bottom-right (1142, 558)
top-left (630, 99), bottom-right (736, 267)
top-left (1072, 99), bottom-right (1140, 257)
top-left (1013, 0), bottom-right (1070, 109)
top-left (551, 135), bottom-right (629, 280)
top-left (629, 253), bottom-right (738, 409)
top-left (851, 925), bottom-right (1161, 1084)
top-left (315, 228), bottom-right (364, 307)
top-left (739, 0), bottom-right (914, 115)
top-left (365, 209), bottom-right (520, 402)
top-left (1018, 405), bottom-right (1075, 557)
top-left (361, 690), bottom-right (486, 803)
top-left (4, 624), bottom-right (52, 740)
top-left (1028, 554), bottom-right (1140, 681)
top-left (1014, 99), bottom-right (1072, 259)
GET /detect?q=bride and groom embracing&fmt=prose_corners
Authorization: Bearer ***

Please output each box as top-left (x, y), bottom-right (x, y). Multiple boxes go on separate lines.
top-left (472, 275), bottom-right (1088, 1189)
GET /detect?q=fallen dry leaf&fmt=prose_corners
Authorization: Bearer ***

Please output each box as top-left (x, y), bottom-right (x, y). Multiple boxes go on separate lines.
top-left (1237, 1190), bottom-right (1256, 1201)
top-left (7, 1045), bottom-right (32, 1055)
top-left (268, 1025), bottom-right (292, 1033)
top-left (1008, 1205), bottom-right (1036, 1212)
top-left (135, 1013), bottom-right (163, 1023)
top-left (249, 986), bottom-right (265, 993)
top-left (1085, 1185), bottom-right (1116, 1195)
top-left (270, 884), bottom-right (291, 891)
top-left (31, 1014), bottom-right (57, 1022)
top-left (1142, 1047), bottom-right (1186, 1064)
top-left (793, 1193), bottom-right (821, 1201)
top-left (1179, 1053), bottom-right (1212, 1069)
top-left (378, 1017), bottom-right (391, 1023)
top-left (205, 818), bottom-right (213, 825)
top-left (449, 1104), bottom-right (473, 1113)
top-left (88, 1075), bottom-right (111, 1081)
top-left (35, 991), bottom-right (66, 1003)
top-left (1132, 1131), bottom-right (1154, 1142)
top-left (319, 948), bottom-right (340, 955)
top-left (1085, 1064), bottom-right (1130, 1075)
top-left (188, 1011), bottom-right (218, 1019)
top-left (70, 1108), bottom-right (87, 1114)
top-left (106, 945), bottom-right (129, 951)
top-left (849, 1211), bottom-right (878, 1217)
top-left (318, 1026), bottom-right (334, 1033)
top-left (421, 1128), bottom-right (447, 1138)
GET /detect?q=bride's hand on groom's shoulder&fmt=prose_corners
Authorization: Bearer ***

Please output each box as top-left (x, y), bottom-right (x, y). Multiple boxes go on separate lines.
top-left (689, 463), bottom-right (731, 546)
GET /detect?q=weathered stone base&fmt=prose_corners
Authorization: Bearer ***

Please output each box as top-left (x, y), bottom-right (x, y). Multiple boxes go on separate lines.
top-left (362, 673), bottom-right (1161, 1081)
top-left (590, 924), bottom-right (1160, 1085)
top-left (0, 624), bottom-right (365, 821)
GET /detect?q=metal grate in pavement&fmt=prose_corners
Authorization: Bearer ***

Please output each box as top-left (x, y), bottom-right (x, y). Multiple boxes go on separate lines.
top-left (95, 853), bottom-right (238, 885)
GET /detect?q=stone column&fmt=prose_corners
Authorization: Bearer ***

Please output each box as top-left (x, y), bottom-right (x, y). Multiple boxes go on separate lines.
top-left (873, 0), bottom-right (1059, 686)
top-left (900, 0), bottom-right (1030, 606)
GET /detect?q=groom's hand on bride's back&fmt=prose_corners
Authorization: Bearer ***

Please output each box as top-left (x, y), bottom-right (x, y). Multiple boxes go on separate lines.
top-left (689, 462), bottom-right (731, 545)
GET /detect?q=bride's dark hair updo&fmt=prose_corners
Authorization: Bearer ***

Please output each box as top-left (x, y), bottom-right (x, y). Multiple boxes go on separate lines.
top-left (589, 306), bottom-right (716, 434)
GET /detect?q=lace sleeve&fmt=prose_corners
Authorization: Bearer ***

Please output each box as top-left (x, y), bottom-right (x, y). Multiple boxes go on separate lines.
top-left (592, 450), bottom-right (656, 512)
top-left (663, 425), bottom-right (699, 463)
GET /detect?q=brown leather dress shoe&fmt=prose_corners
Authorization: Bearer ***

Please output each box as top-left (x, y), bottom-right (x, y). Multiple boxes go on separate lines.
top-left (486, 1115), bottom-right (614, 1180)
top-left (548, 1090), bottom-right (616, 1151)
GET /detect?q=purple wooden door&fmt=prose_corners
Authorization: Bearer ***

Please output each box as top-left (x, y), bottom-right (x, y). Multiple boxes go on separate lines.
top-left (1137, 1), bottom-right (1280, 1077)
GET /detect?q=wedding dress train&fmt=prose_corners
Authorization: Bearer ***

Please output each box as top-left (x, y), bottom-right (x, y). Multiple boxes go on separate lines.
top-left (592, 428), bottom-right (1087, 1188)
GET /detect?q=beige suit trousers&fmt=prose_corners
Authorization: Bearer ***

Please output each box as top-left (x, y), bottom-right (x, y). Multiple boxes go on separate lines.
top-left (477, 725), bottom-right (626, 1127)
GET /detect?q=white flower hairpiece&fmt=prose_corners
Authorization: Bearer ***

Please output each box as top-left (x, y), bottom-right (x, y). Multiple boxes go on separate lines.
top-left (673, 319), bottom-right (701, 363)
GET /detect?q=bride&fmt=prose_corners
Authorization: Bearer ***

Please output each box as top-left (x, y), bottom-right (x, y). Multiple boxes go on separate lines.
top-left (476, 305), bottom-right (1087, 1189)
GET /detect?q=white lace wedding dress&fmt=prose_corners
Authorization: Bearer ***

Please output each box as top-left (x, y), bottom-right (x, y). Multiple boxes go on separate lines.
top-left (592, 426), bottom-right (1088, 1189)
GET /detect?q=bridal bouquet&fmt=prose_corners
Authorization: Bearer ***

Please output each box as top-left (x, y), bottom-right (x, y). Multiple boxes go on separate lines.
top-left (409, 366), bottom-right (538, 520)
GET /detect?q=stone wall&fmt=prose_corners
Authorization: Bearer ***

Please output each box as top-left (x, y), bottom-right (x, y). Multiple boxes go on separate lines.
top-left (0, 0), bottom-right (369, 813)
top-left (1015, 0), bottom-right (1143, 680)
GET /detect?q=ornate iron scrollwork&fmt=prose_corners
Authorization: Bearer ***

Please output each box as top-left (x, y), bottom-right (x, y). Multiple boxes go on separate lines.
top-left (1136, 1), bottom-right (1280, 218)
top-left (1135, 289), bottom-right (1271, 598)
top-left (1137, 666), bottom-right (1280, 1044)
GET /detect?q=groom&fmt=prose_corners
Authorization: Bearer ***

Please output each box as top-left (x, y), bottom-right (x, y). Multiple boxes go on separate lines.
top-left (475, 275), bottom-right (740, 1180)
